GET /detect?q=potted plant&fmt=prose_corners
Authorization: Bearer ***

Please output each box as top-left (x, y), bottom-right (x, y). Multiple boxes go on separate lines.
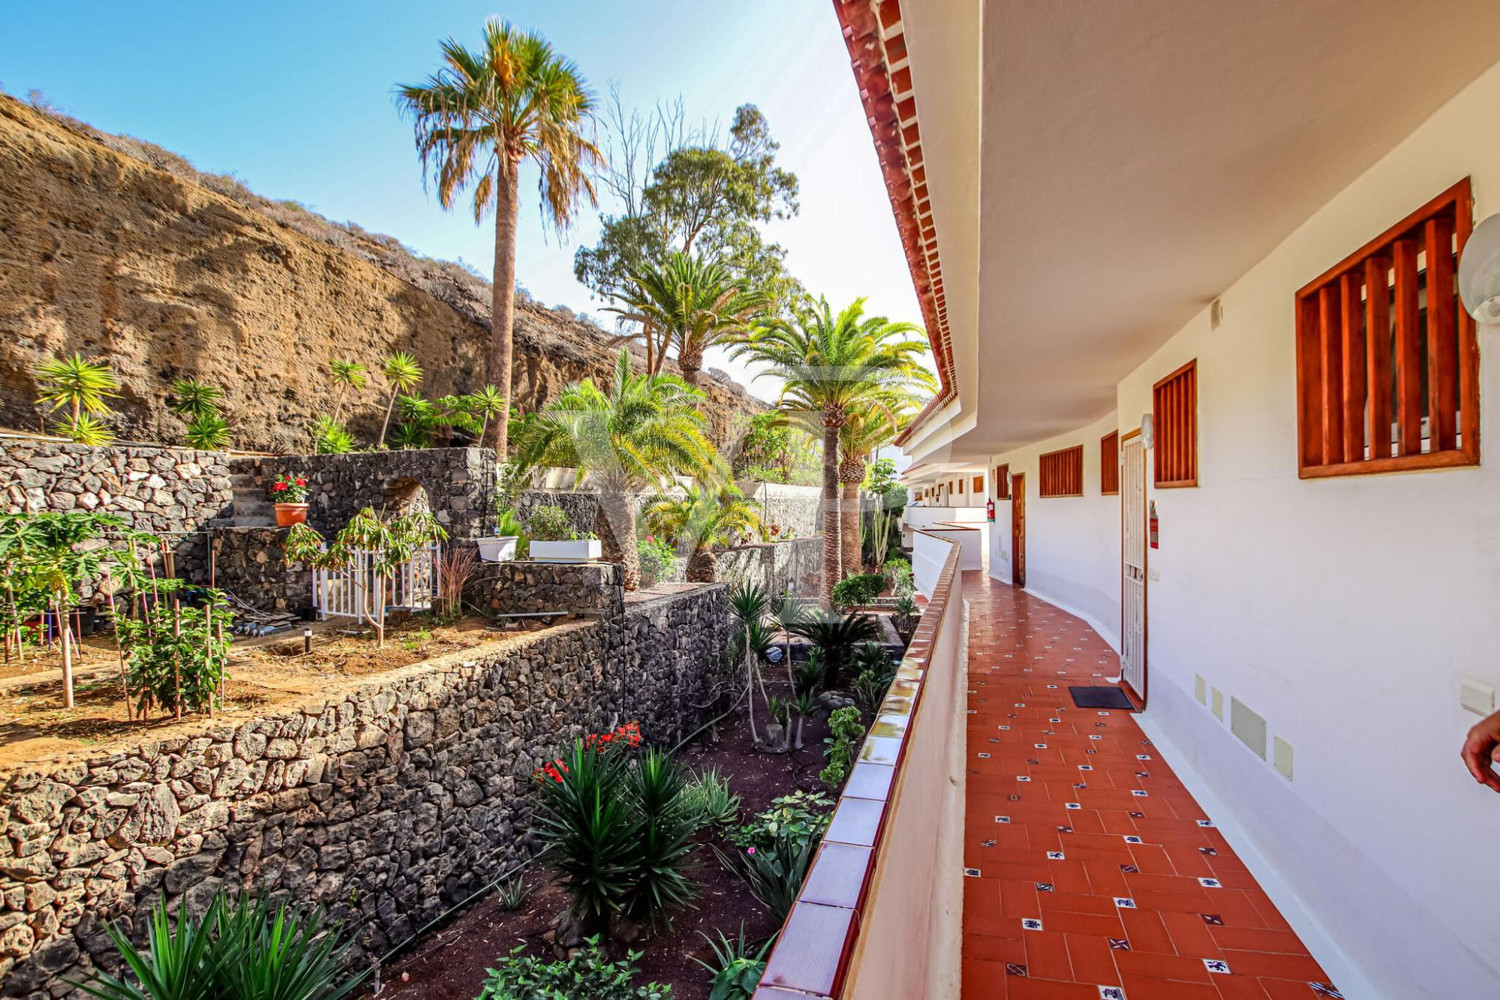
top-left (526, 504), bottom-right (600, 563)
top-left (270, 472), bottom-right (311, 526)
top-left (477, 466), bottom-right (526, 562)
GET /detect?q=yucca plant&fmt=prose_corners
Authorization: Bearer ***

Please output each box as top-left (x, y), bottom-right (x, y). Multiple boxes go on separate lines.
top-left (533, 739), bottom-right (644, 930)
top-left (624, 748), bottom-right (699, 926)
top-left (681, 767), bottom-right (741, 828)
top-left (466, 385), bottom-right (507, 442)
top-left (168, 378), bottom-right (224, 421)
top-left (376, 352), bottom-right (424, 448)
top-left (185, 414), bottom-right (230, 450)
top-left (790, 691), bottom-right (819, 750)
top-left (75, 892), bottom-right (362, 1000)
top-left (34, 353), bottom-right (119, 428)
top-left (310, 416), bottom-right (356, 455)
top-left (53, 412), bottom-right (114, 446)
top-left (498, 874), bottom-right (528, 911)
top-left (794, 648), bottom-right (827, 695)
top-left (728, 583), bottom-right (770, 743)
top-left (327, 359), bottom-right (368, 424)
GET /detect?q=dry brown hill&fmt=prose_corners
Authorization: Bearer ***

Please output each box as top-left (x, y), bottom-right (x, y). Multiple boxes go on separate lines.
top-left (0, 93), bottom-right (763, 453)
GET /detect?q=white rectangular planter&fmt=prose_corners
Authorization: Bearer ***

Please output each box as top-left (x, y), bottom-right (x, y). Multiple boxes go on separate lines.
top-left (475, 536), bottom-right (518, 562)
top-left (530, 539), bottom-right (602, 563)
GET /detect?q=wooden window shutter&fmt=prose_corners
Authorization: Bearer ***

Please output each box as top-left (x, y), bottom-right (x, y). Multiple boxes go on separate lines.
top-left (1294, 178), bottom-right (1477, 477)
top-left (993, 464), bottom-right (1010, 499)
top-left (1100, 431), bottom-right (1120, 495)
top-left (1153, 361), bottom-right (1198, 488)
top-left (1039, 445), bottom-right (1084, 498)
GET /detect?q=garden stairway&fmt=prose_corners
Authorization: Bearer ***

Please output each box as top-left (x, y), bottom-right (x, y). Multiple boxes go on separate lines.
top-left (207, 471), bottom-right (276, 528)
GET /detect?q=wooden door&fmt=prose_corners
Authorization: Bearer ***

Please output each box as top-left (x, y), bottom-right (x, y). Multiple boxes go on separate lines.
top-left (1120, 430), bottom-right (1147, 700)
top-left (1010, 472), bottom-right (1026, 587)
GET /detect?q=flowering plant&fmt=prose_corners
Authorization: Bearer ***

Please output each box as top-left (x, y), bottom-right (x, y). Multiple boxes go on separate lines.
top-left (584, 721), bottom-right (643, 754)
top-left (534, 757), bottom-right (571, 784)
top-left (269, 472), bottom-right (309, 504)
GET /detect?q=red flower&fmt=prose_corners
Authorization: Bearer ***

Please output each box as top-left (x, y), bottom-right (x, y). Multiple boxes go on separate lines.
top-left (272, 482), bottom-right (288, 492)
top-left (295, 477), bottom-right (307, 486)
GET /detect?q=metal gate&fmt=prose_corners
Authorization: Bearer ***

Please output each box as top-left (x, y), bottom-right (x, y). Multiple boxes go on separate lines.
top-left (311, 544), bottom-right (441, 620)
top-left (1120, 433), bottom-right (1147, 698)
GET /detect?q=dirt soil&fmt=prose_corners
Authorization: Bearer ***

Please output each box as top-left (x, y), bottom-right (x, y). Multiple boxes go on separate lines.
top-left (368, 676), bottom-right (836, 1000)
top-left (0, 615), bottom-right (546, 768)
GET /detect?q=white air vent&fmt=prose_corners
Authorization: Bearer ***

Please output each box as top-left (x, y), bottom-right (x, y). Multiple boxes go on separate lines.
top-left (1231, 698), bottom-right (1268, 759)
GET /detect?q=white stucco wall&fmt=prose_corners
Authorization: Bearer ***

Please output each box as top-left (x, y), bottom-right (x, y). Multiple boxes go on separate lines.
top-left (986, 411), bottom-right (1123, 652)
top-left (975, 59), bottom-right (1500, 1000)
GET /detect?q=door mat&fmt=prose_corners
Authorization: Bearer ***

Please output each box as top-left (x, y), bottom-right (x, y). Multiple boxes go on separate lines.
top-left (1069, 685), bottom-right (1136, 710)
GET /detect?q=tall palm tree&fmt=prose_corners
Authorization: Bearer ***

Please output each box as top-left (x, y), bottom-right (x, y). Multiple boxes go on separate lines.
top-left (643, 482), bottom-right (767, 582)
top-left (514, 351), bottom-right (723, 589)
top-left (398, 20), bottom-right (603, 457)
top-left (328, 360), bottom-right (369, 424)
top-left (606, 252), bottom-right (769, 385)
top-left (732, 299), bottom-right (931, 604)
top-left (836, 388), bottom-right (921, 577)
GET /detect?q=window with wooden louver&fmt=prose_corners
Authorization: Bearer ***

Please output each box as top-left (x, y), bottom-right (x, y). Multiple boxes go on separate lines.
top-left (1039, 445), bottom-right (1084, 498)
top-left (1294, 178), bottom-right (1478, 477)
top-left (1153, 361), bottom-right (1198, 488)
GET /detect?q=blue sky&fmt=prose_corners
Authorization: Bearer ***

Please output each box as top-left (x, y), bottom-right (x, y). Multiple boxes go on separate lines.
top-left (0, 0), bottom-right (923, 401)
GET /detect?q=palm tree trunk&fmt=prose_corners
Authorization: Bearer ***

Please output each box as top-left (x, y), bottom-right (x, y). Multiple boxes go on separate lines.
top-left (841, 480), bottom-right (861, 580)
top-left (484, 159), bottom-right (521, 458)
top-left (820, 415), bottom-right (842, 605)
top-left (378, 388), bottom-right (398, 449)
top-left (597, 491), bottom-right (641, 591)
top-left (678, 340), bottom-right (704, 387)
top-left (686, 546), bottom-right (716, 583)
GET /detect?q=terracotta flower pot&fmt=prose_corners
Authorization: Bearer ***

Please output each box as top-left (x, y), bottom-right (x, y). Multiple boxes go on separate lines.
top-left (274, 503), bottom-right (309, 527)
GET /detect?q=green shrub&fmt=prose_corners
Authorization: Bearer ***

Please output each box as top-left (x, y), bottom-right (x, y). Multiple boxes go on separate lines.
top-left (497, 875), bottom-right (527, 911)
top-left (76, 891), bottom-right (361, 1000)
top-left (695, 925), bottom-right (770, 1000)
top-left (717, 831), bottom-right (818, 925)
top-left (637, 535), bottom-right (677, 586)
top-left (526, 504), bottom-right (576, 542)
top-left (625, 748), bottom-right (700, 925)
top-left (681, 767), bottom-right (741, 828)
top-left (730, 790), bottom-right (833, 852)
top-left (821, 707), bottom-right (866, 789)
top-left (475, 941), bottom-right (671, 999)
top-left (794, 649), bottom-right (827, 694)
top-left (118, 590), bottom-right (233, 718)
top-left (787, 612), bottom-right (881, 684)
top-left (831, 573), bottom-right (886, 610)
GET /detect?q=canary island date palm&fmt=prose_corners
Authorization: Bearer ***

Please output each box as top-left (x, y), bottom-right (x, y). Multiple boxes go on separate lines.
top-left (398, 20), bottom-right (602, 457)
top-left (642, 482), bottom-right (766, 582)
top-left (606, 251), bottom-right (769, 384)
top-left (731, 298), bottom-right (931, 604)
top-left (514, 350), bottom-right (722, 589)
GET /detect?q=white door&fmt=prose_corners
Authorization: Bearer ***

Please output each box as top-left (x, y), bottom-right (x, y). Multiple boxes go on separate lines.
top-left (1120, 432), bottom-right (1147, 698)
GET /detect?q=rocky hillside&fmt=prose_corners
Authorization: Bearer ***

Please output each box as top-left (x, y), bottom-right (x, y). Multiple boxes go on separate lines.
top-left (0, 94), bottom-right (763, 454)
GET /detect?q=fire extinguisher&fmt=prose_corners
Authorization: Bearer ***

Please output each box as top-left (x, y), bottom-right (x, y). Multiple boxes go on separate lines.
top-left (986, 498), bottom-right (995, 522)
top-left (1148, 500), bottom-right (1160, 549)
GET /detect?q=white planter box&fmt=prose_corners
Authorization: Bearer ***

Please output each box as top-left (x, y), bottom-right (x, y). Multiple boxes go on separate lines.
top-left (530, 539), bottom-right (602, 563)
top-left (476, 536), bottom-right (518, 562)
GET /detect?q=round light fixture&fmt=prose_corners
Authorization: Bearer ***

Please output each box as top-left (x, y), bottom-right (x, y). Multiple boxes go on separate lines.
top-left (1459, 212), bottom-right (1500, 323)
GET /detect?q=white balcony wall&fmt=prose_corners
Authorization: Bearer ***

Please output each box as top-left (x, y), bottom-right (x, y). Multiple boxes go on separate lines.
top-left (978, 59), bottom-right (1500, 999)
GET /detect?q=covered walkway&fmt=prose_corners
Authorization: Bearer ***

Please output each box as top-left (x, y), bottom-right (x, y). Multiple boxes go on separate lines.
top-left (961, 574), bottom-right (1339, 999)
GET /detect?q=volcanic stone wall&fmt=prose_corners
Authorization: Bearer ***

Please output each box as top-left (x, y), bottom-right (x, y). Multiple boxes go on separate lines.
top-left (0, 584), bottom-right (733, 997)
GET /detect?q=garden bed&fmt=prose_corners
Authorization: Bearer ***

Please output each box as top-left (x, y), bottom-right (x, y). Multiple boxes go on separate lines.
top-left (368, 676), bottom-right (836, 1000)
top-left (0, 615), bottom-right (543, 767)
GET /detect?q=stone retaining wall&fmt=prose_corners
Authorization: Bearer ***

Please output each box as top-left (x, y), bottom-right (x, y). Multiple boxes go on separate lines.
top-left (0, 438), bottom-right (235, 587)
top-left (209, 528), bottom-right (312, 613)
top-left (466, 561), bottom-right (624, 619)
top-left (712, 536), bottom-right (823, 596)
top-left (0, 585), bottom-right (733, 997)
top-left (231, 449), bottom-right (498, 542)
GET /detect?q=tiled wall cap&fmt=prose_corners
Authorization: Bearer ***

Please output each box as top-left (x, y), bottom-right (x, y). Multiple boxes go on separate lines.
top-left (858, 734), bottom-right (903, 765)
top-left (825, 795), bottom-right (888, 847)
top-left (799, 841), bottom-right (875, 909)
top-left (760, 901), bottom-right (858, 995)
top-left (843, 761), bottom-right (896, 800)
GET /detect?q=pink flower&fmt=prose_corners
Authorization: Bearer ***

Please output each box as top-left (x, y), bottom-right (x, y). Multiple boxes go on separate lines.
top-left (747, 847), bottom-right (756, 855)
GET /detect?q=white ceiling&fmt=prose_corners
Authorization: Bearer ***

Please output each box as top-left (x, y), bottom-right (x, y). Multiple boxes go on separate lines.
top-left (901, 0), bottom-right (1500, 461)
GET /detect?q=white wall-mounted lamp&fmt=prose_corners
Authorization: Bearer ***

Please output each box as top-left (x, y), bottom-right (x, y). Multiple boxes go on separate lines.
top-left (1459, 213), bottom-right (1500, 323)
top-left (1141, 413), bottom-right (1155, 450)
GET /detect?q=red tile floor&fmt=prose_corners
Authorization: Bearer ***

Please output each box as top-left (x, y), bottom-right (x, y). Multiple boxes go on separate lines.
top-left (961, 573), bottom-right (1341, 1000)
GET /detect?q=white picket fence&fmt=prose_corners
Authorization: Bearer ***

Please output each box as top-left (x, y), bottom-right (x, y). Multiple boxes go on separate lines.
top-left (311, 544), bottom-right (442, 621)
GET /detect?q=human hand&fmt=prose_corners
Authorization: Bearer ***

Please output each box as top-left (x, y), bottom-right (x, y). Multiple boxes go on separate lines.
top-left (1461, 710), bottom-right (1500, 792)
